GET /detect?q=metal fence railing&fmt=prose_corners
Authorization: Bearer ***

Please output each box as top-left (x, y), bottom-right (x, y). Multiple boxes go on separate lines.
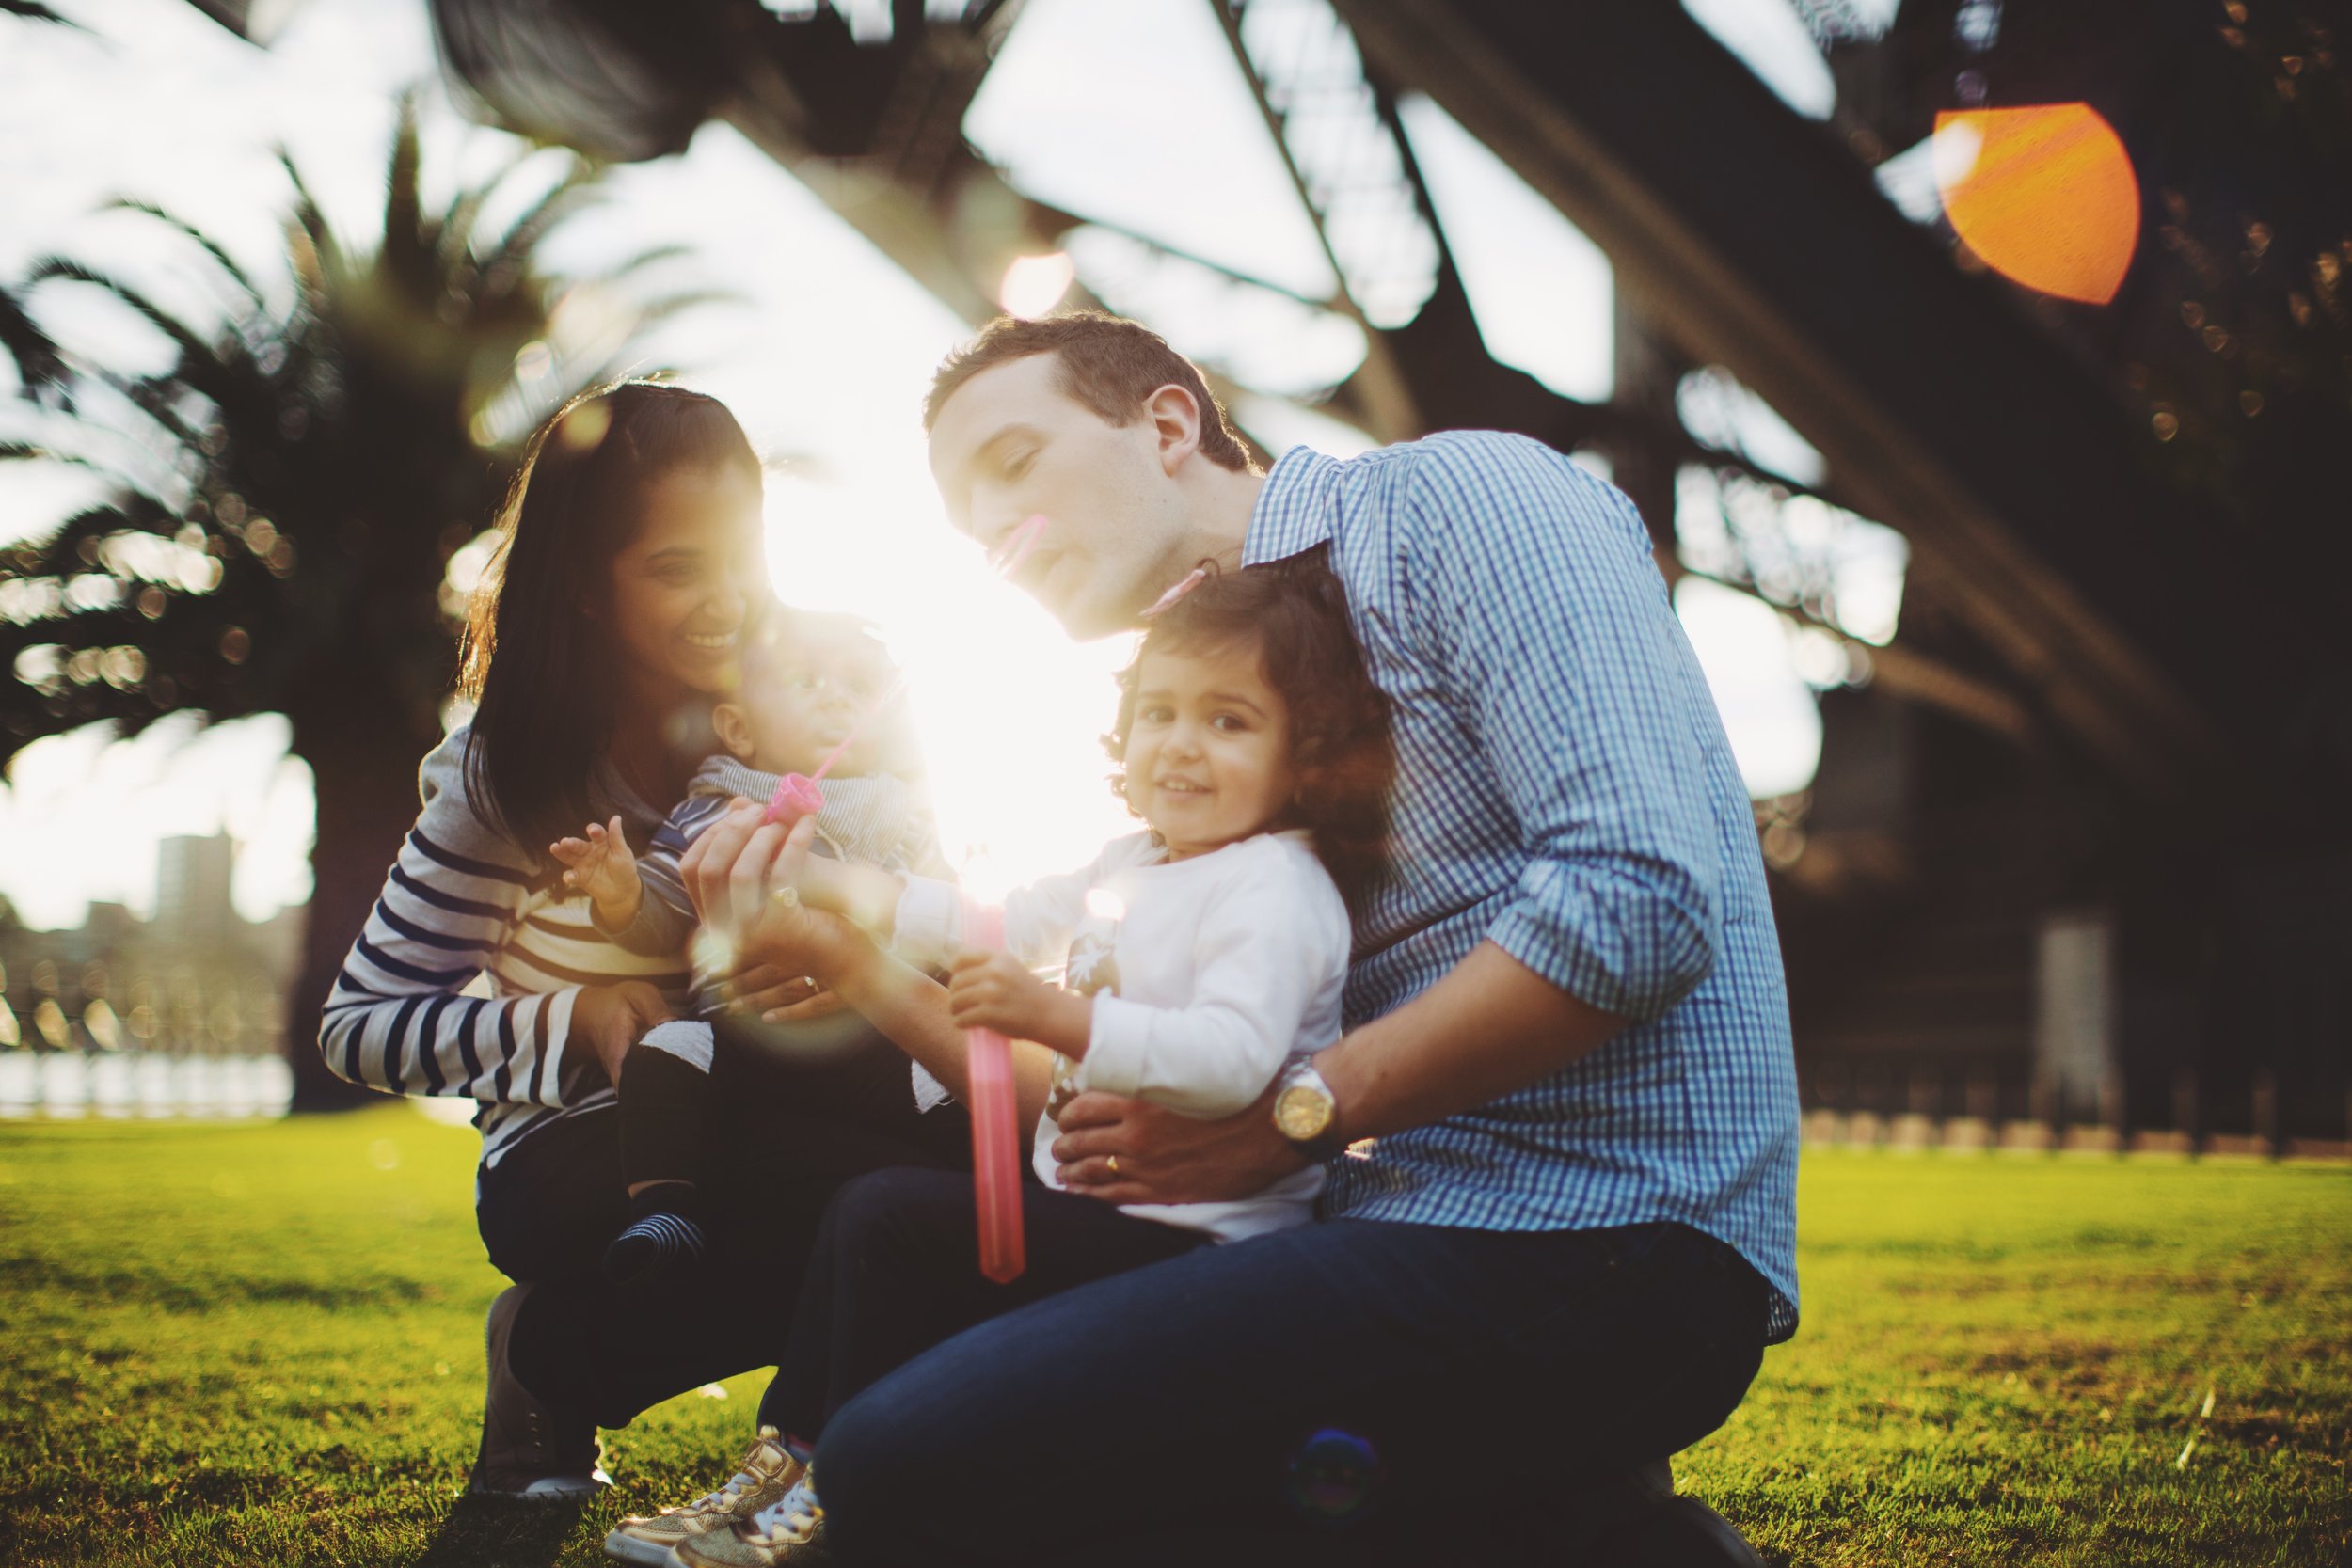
top-left (0, 1051), bottom-right (294, 1120)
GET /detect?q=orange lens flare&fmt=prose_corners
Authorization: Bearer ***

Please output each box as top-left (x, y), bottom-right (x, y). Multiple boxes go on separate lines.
top-left (1933, 103), bottom-right (2140, 306)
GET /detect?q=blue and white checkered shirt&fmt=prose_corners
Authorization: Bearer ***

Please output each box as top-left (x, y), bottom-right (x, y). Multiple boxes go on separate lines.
top-left (1248, 434), bottom-right (1800, 1340)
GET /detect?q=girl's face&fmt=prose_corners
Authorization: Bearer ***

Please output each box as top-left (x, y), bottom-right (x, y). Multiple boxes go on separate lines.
top-left (604, 467), bottom-right (766, 700)
top-left (1122, 639), bottom-right (1298, 861)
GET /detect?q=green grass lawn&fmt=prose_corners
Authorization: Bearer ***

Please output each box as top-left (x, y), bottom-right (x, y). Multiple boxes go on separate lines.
top-left (1, 1107), bottom-right (2345, 1567)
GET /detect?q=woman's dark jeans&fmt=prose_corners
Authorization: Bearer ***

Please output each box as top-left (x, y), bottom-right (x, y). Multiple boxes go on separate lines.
top-left (474, 1021), bottom-right (968, 1428)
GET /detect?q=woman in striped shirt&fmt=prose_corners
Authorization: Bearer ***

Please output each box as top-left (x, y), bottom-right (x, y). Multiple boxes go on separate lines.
top-left (320, 382), bottom-right (961, 1499)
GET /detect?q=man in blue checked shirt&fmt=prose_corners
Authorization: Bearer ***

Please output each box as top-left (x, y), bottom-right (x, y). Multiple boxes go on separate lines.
top-left (687, 311), bottom-right (1798, 1567)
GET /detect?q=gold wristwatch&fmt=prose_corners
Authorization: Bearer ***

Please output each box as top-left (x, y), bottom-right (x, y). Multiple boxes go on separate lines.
top-left (1273, 1058), bottom-right (1345, 1161)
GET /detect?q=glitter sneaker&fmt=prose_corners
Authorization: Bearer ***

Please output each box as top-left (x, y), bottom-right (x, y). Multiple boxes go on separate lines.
top-left (671, 1464), bottom-right (825, 1568)
top-left (601, 1428), bottom-right (804, 1566)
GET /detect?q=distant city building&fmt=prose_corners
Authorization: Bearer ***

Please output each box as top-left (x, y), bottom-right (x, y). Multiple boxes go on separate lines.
top-left (155, 834), bottom-right (238, 947)
top-left (0, 834), bottom-right (298, 1060)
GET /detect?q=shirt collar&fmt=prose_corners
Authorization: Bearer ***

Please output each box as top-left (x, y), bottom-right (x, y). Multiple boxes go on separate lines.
top-left (1243, 445), bottom-right (1341, 566)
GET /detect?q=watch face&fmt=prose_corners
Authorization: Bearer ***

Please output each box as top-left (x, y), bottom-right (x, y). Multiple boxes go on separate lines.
top-left (1275, 1083), bottom-right (1333, 1142)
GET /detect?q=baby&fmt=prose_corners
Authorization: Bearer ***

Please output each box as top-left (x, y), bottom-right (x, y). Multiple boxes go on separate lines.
top-left (553, 610), bottom-right (955, 1285)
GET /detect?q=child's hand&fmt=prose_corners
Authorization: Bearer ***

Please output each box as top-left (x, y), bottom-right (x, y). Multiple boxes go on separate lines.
top-left (551, 816), bottom-right (643, 928)
top-left (946, 948), bottom-right (1092, 1054)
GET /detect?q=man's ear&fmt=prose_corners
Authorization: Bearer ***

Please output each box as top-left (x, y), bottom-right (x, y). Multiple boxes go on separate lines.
top-left (1144, 383), bottom-right (1204, 476)
top-left (711, 702), bottom-right (757, 762)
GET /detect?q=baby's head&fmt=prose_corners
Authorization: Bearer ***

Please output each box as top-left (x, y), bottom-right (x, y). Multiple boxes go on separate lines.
top-left (1104, 557), bottom-right (1391, 893)
top-left (714, 610), bottom-right (915, 781)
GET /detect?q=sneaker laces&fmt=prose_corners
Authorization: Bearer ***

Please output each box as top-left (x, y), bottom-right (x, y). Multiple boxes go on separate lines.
top-left (680, 1469), bottom-right (760, 1519)
top-left (742, 1468), bottom-right (821, 1545)
top-left (679, 1432), bottom-right (789, 1519)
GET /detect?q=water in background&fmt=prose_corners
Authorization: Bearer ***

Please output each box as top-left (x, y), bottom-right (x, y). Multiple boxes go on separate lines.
top-left (0, 1052), bottom-right (294, 1119)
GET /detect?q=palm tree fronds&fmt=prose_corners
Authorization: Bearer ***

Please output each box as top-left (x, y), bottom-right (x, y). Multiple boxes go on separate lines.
top-left (0, 283), bottom-right (72, 406)
top-left (277, 148), bottom-right (344, 295)
top-left (0, 1), bottom-right (86, 25)
top-left (474, 166), bottom-right (600, 292)
top-left (106, 200), bottom-right (270, 311)
top-left (620, 286), bottom-right (747, 335)
top-left (379, 92), bottom-right (429, 292)
top-left (19, 258), bottom-right (243, 386)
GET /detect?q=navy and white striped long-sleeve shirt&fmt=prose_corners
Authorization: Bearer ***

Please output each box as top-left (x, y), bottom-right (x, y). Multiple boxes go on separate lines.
top-left (319, 727), bottom-right (691, 1168)
top-left (1248, 434), bottom-right (1802, 1341)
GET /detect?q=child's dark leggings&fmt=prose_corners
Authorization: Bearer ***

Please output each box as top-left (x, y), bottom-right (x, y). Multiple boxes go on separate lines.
top-left (619, 1012), bottom-right (947, 1192)
top-left (759, 1167), bottom-right (1209, 1441)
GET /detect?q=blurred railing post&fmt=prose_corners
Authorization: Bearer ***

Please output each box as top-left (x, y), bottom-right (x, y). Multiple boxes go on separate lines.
top-left (2252, 1068), bottom-right (2280, 1161)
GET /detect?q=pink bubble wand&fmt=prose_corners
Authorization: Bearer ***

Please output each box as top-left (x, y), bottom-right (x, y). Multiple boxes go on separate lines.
top-left (958, 895), bottom-right (1028, 1284)
top-left (762, 514), bottom-right (1047, 830)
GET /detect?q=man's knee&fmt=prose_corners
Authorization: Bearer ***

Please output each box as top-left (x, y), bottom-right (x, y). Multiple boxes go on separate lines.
top-left (818, 1387), bottom-right (970, 1562)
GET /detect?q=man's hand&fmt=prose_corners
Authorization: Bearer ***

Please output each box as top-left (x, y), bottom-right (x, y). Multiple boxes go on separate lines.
top-left (720, 964), bottom-right (849, 1023)
top-left (569, 979), bottom-right (671, 1088)
top-left (678, 803), bottom-right (866, 984)
top-left (946, 949), bottom-right (1091, 1053)
top-left (1048, 1084), bottom-right (1309, 1206)
top-left (550, 816), bottom-right (642, 930)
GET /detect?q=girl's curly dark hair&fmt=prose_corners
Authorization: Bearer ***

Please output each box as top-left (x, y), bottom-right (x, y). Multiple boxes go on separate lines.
top-left (1104, 550), bottom-right (1394, 906)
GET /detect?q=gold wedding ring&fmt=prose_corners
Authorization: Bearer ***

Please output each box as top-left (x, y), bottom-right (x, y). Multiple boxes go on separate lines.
top-left (1106, 1154), bottom-right (1120, 1176)
top-left (772, 884), bottom-right (799, 907)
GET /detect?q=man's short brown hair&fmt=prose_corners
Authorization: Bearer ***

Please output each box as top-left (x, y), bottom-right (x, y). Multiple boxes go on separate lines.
top-left (923, 310), bottom-right (1257, 473)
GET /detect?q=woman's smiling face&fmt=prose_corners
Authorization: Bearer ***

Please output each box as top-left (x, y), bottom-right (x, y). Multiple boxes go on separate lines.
top-left (1120, 639), bottom-right (1299, 860)
top-left (604, 466), bottom-right (767, 699)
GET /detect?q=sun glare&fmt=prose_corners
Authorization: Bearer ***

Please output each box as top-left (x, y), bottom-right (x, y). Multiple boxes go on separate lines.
top-left (760, 475), bottom-right (1136, 897)
top-left (997, 252), bottom-right (1076, 320)
top-left (1933, 103), bottom-right (2139, 306)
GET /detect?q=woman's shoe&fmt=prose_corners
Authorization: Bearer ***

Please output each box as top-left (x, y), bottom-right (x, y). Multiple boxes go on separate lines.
top-left (467, 1284), bottom-right (609, 1499)
top-left (601, 1428), bottom-right (804, 1566)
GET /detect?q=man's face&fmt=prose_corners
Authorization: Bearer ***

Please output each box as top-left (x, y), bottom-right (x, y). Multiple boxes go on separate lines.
top-left (926, 354), bottom-right (1187, 641)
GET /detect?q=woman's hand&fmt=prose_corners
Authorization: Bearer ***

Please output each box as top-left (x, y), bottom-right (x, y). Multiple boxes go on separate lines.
top-left (946, 949), bottom-right (1091, 1054)
top-left (569, 980), bottom-right (672, 1087)
top-left (1048, 1084), bottom-right (1307, 1206)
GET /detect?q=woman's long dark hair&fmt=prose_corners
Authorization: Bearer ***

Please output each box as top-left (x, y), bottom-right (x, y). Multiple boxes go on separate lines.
top-left (459, 381), bottom-right (760, 849)
top-left (1103, 551), bottom-right (1394, 905)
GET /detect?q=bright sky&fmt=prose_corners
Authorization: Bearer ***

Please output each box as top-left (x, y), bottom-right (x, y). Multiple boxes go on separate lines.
top-left (0, 0), bottom-right (1856, 931)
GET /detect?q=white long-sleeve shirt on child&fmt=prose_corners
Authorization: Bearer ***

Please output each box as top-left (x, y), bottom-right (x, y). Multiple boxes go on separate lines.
top-left (894, 828), bottom-right (1350, 1243)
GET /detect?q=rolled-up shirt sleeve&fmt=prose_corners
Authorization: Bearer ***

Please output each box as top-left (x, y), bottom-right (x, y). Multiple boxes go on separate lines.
top-left (1406, 435), bottom-right (1723, 1022)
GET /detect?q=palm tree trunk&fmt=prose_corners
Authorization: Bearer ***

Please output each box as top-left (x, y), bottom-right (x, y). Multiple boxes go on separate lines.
top-left (283, 682), bottom-right (444, 1114)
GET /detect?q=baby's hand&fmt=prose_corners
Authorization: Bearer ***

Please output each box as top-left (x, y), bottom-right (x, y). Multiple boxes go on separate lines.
top-left (550, 816), bottom-right (642, 927)
top-left (946, 948), bottom-right (1092, 1054)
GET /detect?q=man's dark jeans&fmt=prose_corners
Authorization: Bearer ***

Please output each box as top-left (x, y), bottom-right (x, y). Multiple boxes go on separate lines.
top-left (474, 1023), bottom-right (969, 1427)
top-left (817, 1214), bottom-right (1771, 1568)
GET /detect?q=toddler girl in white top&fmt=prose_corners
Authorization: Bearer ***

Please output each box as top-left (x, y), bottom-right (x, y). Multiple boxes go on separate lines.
top-left (906, 553), bottom-right (1391, 1240)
